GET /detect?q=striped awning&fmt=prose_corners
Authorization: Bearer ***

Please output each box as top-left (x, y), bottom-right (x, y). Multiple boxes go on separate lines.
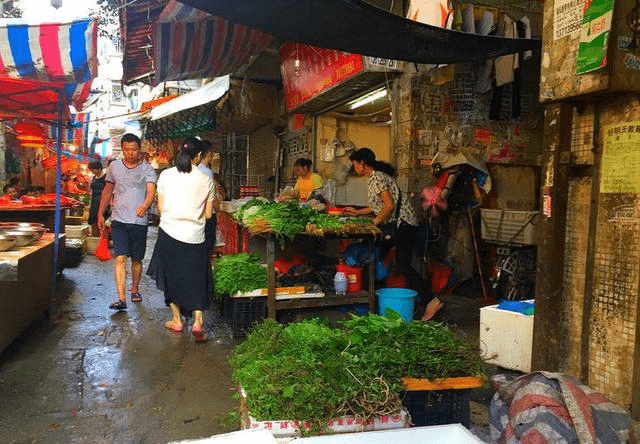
top-left (151, 0), bottom-right (273, 84)
top-left (0, 18), bottom-right (97, 110)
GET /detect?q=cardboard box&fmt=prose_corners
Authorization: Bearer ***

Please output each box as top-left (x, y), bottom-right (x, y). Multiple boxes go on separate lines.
top-left (479, 303), bottom-right (534, 372)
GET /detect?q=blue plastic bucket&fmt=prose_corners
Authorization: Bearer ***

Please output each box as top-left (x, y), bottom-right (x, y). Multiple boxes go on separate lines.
top-left (376, 288), bottom-right (417, 322)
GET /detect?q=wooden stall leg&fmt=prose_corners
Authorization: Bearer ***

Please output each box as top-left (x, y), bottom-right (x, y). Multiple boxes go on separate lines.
top-left (267, 236), bottom-right (276, 319)
top-left (467, 208), bottom-right (491, 305)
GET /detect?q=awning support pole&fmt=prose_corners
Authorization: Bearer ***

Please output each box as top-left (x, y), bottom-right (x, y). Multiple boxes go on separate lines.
top-left (50, 89), bottom-right (64, 319)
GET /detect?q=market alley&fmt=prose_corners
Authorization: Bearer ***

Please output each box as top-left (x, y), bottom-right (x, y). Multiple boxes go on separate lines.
top-left (0, 227), bottom-right (238, 444)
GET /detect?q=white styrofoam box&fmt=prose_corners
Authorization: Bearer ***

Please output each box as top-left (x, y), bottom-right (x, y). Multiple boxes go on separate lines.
top-left (479, 302), bottom-right (534, 372)
top-left (480, 209), bottom-right (539, 245)
top-left (85, 236), bottom-right (100, 255)
top-left (65, 224), bottom-right (90, 239)
top-left (167, 428), bottom-right (278, 444)
top-left (289, 424), bottom-right (482, 443)
top-left (240, 387), bottom-right (408, 438)
top-left (219, 201), bottom-right (234, 213)
top-left (246, 412), bottom-right (409, 439)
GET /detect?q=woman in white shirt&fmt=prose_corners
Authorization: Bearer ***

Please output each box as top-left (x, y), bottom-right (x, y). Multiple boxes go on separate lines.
top-left (147, 137), bottom-right (215, 342)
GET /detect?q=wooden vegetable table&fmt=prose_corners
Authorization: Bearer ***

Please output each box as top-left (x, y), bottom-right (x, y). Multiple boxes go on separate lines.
top-left (262, 232), bottom-right (377, 319)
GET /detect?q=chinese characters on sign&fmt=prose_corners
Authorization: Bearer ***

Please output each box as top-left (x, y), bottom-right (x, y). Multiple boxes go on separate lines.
top-left (553, 0), bottom-right (584, 40)
top-left (280, 43), bottom-right (365, 111)
top-left (601, 121), bottom-right (640, 193)
top-left (576, 0), bottom-right (614, 74)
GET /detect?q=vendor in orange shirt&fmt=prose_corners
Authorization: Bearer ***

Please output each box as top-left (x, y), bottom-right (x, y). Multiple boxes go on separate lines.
top-left (292, 158), bottom-right (323, 201)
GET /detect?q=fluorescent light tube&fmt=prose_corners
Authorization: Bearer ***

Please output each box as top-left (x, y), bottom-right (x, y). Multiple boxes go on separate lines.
top-left (348, 87), bottom-right (387, 110)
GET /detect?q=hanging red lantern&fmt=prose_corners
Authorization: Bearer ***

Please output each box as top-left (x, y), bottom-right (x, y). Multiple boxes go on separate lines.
top-left (15, 121), bottom-right (46, 147)
top-left (15, 122), bottom-right (45, 138)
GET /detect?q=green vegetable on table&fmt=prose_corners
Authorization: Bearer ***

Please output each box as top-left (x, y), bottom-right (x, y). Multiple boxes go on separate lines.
top-left (233, 200), bottom-right (375, 242)
top-left (213, 253), bottom-right (267, 300)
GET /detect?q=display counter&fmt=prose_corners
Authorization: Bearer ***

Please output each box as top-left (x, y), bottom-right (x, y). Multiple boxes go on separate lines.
top-left (0, 233), bottom-right (61, 353)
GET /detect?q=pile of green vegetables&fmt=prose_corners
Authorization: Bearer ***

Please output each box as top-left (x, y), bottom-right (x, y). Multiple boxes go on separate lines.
top-left (233, 199), bottom-right (373, 240)
top-left (230, 313), bottom-right (485, 426)
top-left (214, 253), bottom-right (267, 300)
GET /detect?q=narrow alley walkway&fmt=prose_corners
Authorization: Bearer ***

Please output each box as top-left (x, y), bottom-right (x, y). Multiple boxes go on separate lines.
top-left (0, 227), bottom-right (238, 444)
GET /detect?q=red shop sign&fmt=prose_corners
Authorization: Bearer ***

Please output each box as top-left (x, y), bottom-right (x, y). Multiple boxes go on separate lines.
top-left (280, 42), bottom-right (365, 111)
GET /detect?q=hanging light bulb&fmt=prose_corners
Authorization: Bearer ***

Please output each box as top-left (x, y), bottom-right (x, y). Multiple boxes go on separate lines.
top-left (294, 59), bottom-right (301, 77)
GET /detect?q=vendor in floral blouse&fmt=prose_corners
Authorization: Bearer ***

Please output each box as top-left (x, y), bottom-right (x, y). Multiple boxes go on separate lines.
top-left (344, 147), bottom-right (443, 321)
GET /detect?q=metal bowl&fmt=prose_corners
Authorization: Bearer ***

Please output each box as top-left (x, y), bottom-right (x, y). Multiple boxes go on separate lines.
top-left (1, 230), bottom-right (39, 247)
top-left (0, 234), bottom-right (17, 252)
top-left (0, 222), bottom-right (45, 230)
top-left (13, 226), bottom-right (46, 242)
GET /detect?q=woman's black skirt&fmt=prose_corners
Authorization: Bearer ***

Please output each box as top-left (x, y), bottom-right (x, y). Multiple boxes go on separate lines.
top-left (146, 228), bottom-right (210, 313)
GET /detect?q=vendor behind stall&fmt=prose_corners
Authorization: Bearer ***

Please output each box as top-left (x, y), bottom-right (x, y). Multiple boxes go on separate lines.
top-left (344, 148), bottom-right (443, 321)
top-left (292, 158), bottom-right (323, 201)
top-left (2, 184), bottom-right (18, 200)
top-left (88, 160), bottom-right (109, 237)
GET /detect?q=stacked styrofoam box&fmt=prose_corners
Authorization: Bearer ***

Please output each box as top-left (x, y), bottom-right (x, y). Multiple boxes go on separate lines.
top-left (85, 237), bottom-right (100, 255)
top-left (479, 302), bottom-right (534, 372)
top-left (480, 209), bottom-right (539, 245)
top-left (65, 224), bottom-right (90, 239)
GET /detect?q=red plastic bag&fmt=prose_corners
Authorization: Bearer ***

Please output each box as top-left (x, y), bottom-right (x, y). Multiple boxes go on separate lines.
top-left (95, 233), bottom-right (112, 261)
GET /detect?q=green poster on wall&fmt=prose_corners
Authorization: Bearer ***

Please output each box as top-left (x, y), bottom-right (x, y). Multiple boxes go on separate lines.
top-left (576, 0), bottom-right (614, 74)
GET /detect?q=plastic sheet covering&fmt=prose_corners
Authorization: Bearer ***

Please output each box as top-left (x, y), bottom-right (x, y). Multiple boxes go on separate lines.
top-left (148, 75), bottom-right (230, 121)
top-left (179, 0), bottom-right (540, 65)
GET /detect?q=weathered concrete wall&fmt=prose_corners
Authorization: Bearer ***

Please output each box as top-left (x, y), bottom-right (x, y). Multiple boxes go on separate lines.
top-left (486, 165), bottom-right (539, 210)
top-left (314, 115), bottom-right (390, 206)
top-left (540, 0), bottom-right (640, 102)
top-left (248, 125), bottom-right (278, 198)
top-left (588, 94), bottom-right (640, 407)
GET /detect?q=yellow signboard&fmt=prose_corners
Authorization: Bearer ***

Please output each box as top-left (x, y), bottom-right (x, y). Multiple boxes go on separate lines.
top-left (601, 121), bottom-right (640, 193)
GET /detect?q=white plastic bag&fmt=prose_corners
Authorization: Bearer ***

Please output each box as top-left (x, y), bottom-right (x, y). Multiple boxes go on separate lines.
top-left (321, 138), bottom-right (334, 162)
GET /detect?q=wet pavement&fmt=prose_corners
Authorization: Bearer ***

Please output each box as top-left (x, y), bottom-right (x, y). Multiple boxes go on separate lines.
top-left (0, 227), bottom-right (239, 444)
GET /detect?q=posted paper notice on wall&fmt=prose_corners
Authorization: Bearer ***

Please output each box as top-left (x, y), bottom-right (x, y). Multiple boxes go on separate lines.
top-left (554, 0), bottom-right (585, 40)
top-left (601, 121), bottom-right (640, 193)
top-left (576, 0), bottom-right (614, 74)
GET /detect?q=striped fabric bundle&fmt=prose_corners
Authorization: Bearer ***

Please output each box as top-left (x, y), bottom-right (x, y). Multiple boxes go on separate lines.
top-left (490, 372), bottom-right (634, 444)
top-left (47, 113), bottom-right (90, 149)
top-left (152, 0), bottom-right (273, 84)
top-left (0, 18), bottom-right (97, 109)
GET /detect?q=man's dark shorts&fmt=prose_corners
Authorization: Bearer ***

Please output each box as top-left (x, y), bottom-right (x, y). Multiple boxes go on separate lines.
top-left (111, 221), bottom-right (148, 261)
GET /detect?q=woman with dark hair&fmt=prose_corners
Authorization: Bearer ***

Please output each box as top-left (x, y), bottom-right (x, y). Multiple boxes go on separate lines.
top-left (88, 160), bottom-right (108, 237)
top-left (147, 137), bottom-right (215, 342)
top-left (345, 148), bottom-right (443, 321)
top-left (292, 158), bottom-right (323, 200)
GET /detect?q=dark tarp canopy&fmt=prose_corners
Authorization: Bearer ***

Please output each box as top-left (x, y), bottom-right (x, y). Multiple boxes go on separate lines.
top-left (178, 0), bottom-right (540, 65)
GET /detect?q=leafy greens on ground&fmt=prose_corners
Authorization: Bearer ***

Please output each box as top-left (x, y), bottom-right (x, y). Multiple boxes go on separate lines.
top-left (230, 313), bottom-right (486, 426)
